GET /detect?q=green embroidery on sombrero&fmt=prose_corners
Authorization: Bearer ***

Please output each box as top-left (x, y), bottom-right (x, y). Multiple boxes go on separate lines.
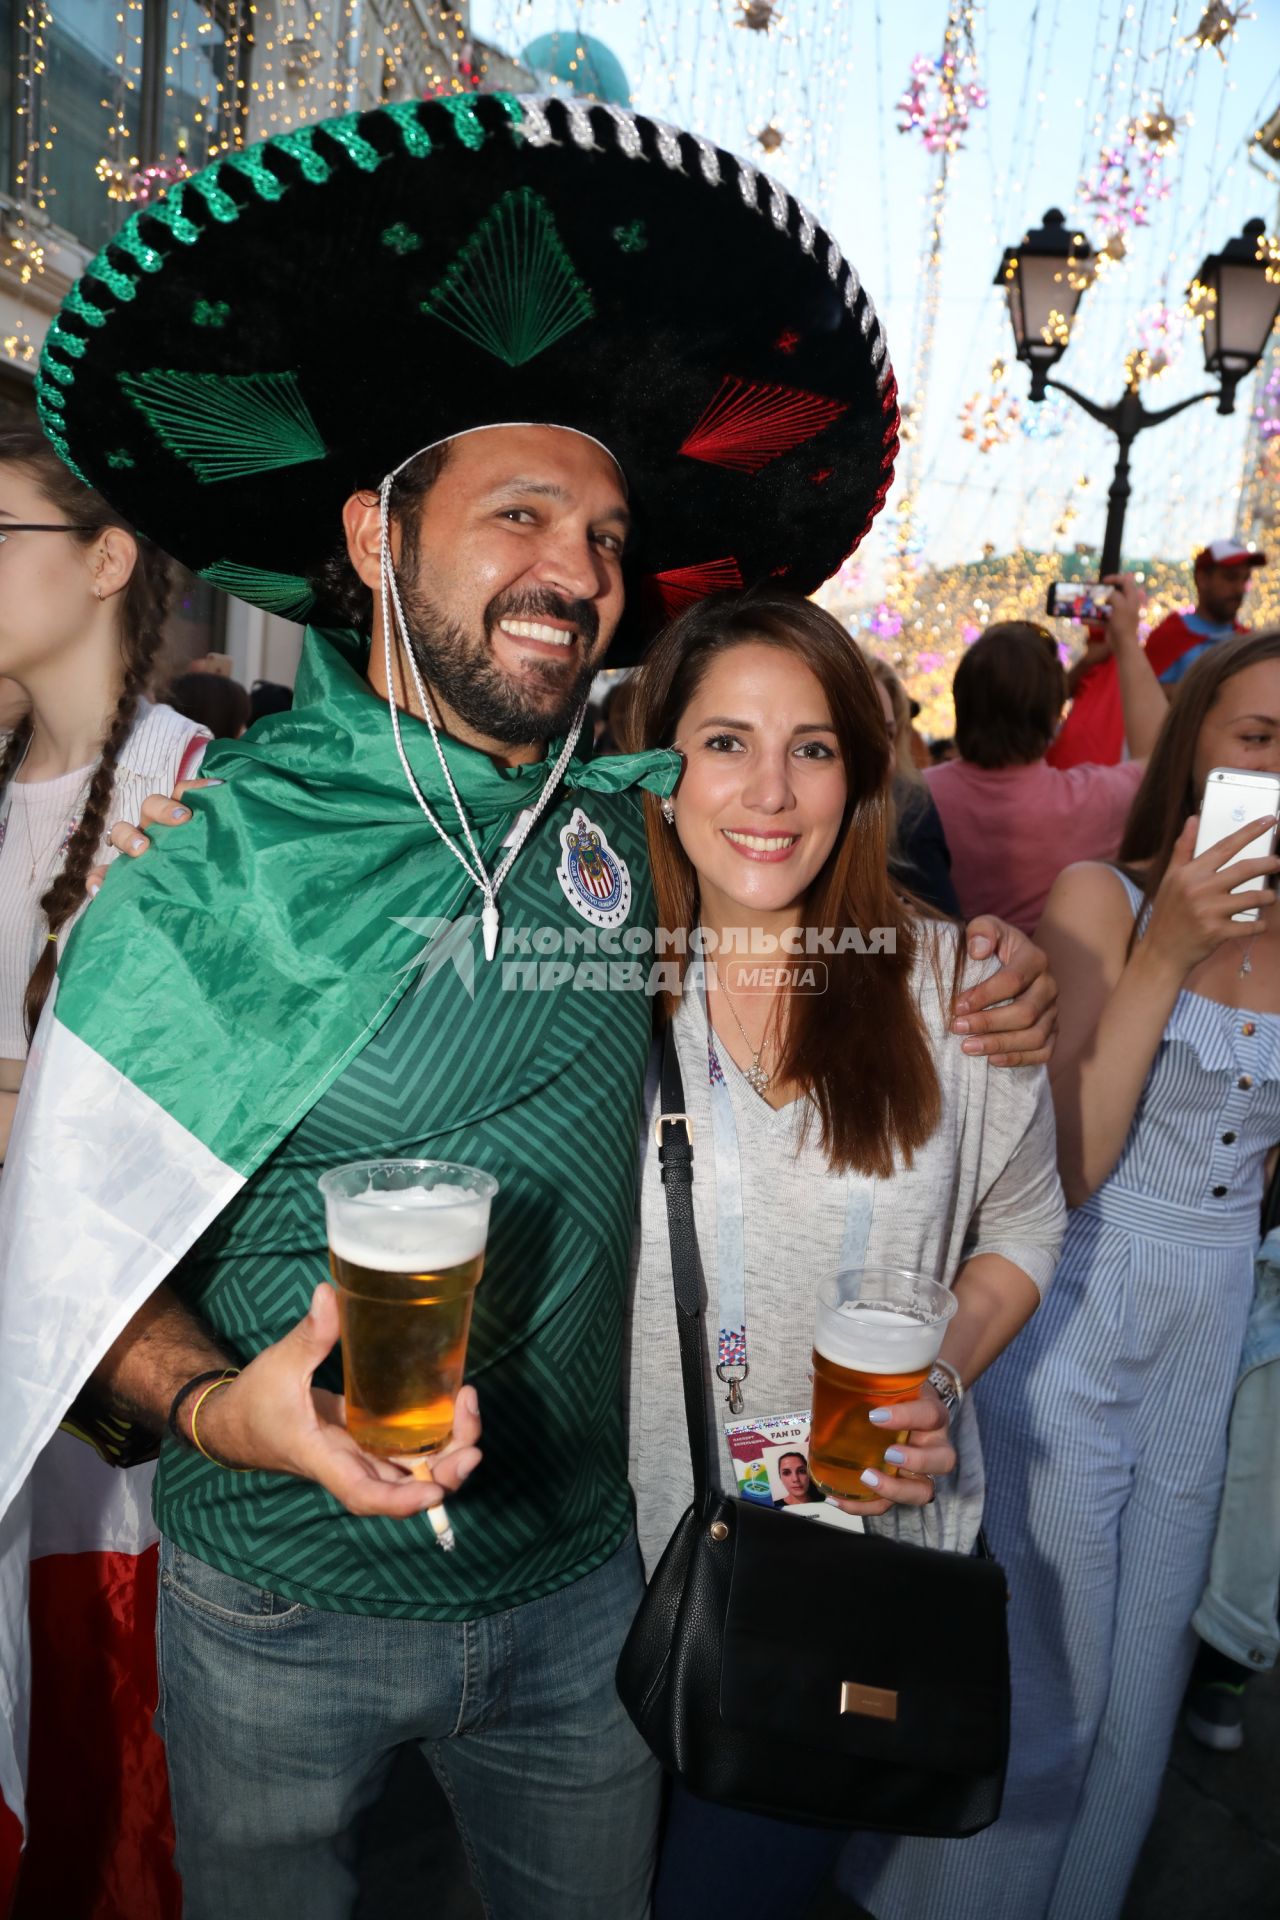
top-left (381, 223), bottom-right (421, 256)
top-left (192, 299), bottom-right (230, 327)
top-left (39, 382), bottom-right (66, 413)
top-left (322, 114), bottom-right (384, 173)
top-left (382, 99), bottom-right (433, 158)
top-left (224, 147), bottom-right (288, 202)
top-left (46, 321), bottom-right (86, 360)
top-left (188, 166), bottom-right (240, 224)
top-left (613, 220), bottom-right (647, 252)
top-left (107, 449), bottom-right (136, 469)
top-left (144, 184), bottom-right (202, 245)
top-left (84, 252), bottom-right (138, 302)
top-left (439, 97), bottom-right (487, 151)
top-left (419, 186), bottom-right (593, 368)
top-left (269, 127), bottom-right (331, 185)
top-left (491, 92), bottom-right (525, 136)
top-left (199, 560), bottom-right (315, 621)
top-left (112, 214), bottom-right (166, 274)
top-left (64, 285), bottom-right (109, 328)
top-left (39, 420), bottom-right (88, 485)
top-left (118, 369), bottom-right (326, 483)
top-left (41, 355), bottom-right (74, 386)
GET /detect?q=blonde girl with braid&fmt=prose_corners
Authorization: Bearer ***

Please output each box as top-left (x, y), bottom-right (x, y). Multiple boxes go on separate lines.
top-left (0, 427), bottom-right (209, 1160)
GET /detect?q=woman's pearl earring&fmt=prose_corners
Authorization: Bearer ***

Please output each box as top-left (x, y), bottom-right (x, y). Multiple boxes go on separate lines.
top-left (93, 584), bottom-right (103, 599)
top-left (660, 797), bottom-right (676, 826)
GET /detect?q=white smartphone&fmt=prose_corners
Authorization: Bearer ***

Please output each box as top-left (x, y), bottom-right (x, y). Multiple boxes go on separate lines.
top-left (1193, 766), bottom-right (1280, 924)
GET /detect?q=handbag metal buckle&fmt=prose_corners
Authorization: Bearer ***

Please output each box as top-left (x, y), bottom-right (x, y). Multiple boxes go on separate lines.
top-left (655, 1111), bottom-right (694, 1149)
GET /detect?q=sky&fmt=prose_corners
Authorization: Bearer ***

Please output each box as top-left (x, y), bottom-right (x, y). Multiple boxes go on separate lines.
top-left (472, 0), bottom-right (1280, 593)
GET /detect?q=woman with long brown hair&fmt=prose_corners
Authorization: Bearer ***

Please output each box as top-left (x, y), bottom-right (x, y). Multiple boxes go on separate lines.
top-left (0, 426), bottom-right (208, 1160)
top-left (858, 629), bottom-right (1280, 1920)
top-left (621, 588), bottom-right (1066, 1917)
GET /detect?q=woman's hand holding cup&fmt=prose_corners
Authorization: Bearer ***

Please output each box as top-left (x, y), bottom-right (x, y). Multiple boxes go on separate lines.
top-left (830, 1380), bottom-right (954, 1516)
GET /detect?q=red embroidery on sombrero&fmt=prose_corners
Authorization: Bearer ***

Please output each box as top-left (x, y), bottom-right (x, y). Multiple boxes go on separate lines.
top-left (678, 376), bottom-right (848, 473)
top-left (651, 557), bottom-right (745, 617)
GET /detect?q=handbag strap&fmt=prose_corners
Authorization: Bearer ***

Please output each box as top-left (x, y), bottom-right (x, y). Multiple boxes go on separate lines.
top-left (656, 1026), bottom-right (717, 1505)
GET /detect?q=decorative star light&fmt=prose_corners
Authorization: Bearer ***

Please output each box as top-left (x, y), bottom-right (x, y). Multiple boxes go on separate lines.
top-left (896, 44), bottom-right (987, 154)
top-left (755, 120), bottom-right (785, 154)
top-left (1124, 303), bottom-right (1183, 387)
top-left (1253, 362), bottom-right (1280, 442)
top-left (1128, 99), bottom-right (1186, 153)
top-left (1020, 397), bottom-right (1069, 440)
top-left (736, 1), bottom-right (779, 30)
top-left (958, 358), bottom-right (1022, 453)
top-left (1185, 3), bottom-right (1252, 61)
top-left (1080, 143), bottom-right (1168, 242)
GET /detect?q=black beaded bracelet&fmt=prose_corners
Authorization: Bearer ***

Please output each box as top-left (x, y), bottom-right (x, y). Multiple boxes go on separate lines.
top-left (167, 1368), bottom-right (238, 1445)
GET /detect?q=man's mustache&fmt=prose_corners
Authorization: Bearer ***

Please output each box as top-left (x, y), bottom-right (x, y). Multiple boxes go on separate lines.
top-left (486, 587), bottom-right (600, 648)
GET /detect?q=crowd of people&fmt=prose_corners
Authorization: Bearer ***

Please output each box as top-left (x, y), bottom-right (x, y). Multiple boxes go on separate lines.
top-left (0, 90), bottom-right (1276, 1920)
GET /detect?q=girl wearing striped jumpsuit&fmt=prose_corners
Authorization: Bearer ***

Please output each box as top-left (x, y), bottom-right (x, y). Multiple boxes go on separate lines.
top-left (846, 627), bottom-right (1280, 1920)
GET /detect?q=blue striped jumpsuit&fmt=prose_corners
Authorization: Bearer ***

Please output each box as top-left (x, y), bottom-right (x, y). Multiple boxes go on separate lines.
top-left (842, 871), bottom-right (1280, 1920)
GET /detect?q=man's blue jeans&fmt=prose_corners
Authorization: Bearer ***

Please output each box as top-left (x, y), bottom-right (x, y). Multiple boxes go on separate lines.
top-left (155, 1533), bottom-right (659, 1920)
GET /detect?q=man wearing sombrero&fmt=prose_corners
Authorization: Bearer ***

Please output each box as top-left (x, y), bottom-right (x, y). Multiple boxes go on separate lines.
top-left (0, 94), bottom-right (1053, 1916)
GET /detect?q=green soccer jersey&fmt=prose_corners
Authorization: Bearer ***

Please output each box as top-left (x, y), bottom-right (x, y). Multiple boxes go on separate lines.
top-left (154, 746), bottom-right (660, 1618)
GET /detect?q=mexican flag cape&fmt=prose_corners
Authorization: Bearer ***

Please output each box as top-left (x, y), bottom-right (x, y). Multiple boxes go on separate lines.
top-left (0, 629), bottom-right (676, 1900)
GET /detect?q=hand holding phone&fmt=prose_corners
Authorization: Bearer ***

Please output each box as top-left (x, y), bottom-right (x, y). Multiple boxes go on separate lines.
top-left (1193, 768), bottom-right (1280, 924)
top-left (1047, 582), bottom-right (1113, 623)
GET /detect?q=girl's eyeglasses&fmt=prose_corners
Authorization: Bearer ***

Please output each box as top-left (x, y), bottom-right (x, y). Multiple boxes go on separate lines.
top-left (0, 522), bottom-right (95, 543)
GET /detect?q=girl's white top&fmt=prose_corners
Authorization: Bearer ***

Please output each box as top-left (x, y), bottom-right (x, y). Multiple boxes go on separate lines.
top-left (0, 701), bottom-right (208, 1059)
top-left (626, 928), bottom-right (1067, 1572)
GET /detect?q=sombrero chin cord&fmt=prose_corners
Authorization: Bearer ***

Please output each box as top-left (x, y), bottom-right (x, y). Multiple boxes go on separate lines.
top-left (377, 472), bottom-right (586, 962)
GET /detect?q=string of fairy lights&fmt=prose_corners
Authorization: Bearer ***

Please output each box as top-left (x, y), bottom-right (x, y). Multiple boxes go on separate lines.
top-left (1, 2), bottom-right (1279, 734)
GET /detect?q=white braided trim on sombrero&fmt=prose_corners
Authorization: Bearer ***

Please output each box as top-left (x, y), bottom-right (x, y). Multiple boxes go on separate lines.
top-left (514, 94), bottom-right (892, 395)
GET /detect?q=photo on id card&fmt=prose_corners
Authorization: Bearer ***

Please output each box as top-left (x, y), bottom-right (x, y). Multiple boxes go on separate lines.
top-left (724, 1411), bottom-right (864, 1533)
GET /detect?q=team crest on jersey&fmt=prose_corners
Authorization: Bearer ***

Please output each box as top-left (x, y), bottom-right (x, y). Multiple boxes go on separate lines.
top-left (556, 807), bottom-right (631, 929)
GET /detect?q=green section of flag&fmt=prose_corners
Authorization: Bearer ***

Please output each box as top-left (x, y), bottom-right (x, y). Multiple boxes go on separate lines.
top-left (55, 629), bottom-right (677, 1178)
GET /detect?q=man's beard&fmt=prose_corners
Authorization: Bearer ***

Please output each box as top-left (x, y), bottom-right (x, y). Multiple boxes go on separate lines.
top-left (394, 570), bottom-right (602, 747)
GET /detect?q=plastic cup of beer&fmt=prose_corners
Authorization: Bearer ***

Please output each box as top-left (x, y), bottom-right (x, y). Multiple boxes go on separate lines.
top-left (808, 1268), bottom-right (957, 1500)
top-left (318, 1158), bottom-right (498, 1458)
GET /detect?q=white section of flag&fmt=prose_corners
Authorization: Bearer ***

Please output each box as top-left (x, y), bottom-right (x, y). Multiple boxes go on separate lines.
top-left (0, 992), bottom-right (241, 1828)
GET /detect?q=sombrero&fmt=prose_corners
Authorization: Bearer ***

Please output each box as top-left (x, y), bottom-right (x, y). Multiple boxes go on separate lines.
top-left (36, 92), bottom-right (897, 663)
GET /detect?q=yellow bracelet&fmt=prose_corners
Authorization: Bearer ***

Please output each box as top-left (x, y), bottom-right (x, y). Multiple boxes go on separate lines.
top-left (188, 1369), bottom-right (245, 1469)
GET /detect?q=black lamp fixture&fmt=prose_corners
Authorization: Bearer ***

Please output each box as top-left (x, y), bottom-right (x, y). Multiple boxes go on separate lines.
top-left (995, 206), bottom-right (1280, 571)
top-left (1187, 218), bottom-right (1280, 415)
top-left (993, 209), bottom-right (1096, 402)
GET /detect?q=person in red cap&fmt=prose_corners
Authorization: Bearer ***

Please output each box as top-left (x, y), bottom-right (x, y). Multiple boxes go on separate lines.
top-left (1047, 539), bottom-right (1268, 769)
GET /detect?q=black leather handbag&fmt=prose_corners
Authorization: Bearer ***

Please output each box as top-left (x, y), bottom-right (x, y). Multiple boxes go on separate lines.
top-left (616, 1033), bottom-right (1011, 1834)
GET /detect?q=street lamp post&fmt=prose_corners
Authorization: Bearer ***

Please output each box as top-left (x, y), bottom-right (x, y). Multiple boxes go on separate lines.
top-left (996, 211), bottom-right (1280, 573)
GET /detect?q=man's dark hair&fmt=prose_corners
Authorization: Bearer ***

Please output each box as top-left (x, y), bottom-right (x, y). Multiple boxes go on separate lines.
top-left (314, 440), bottom-right (453, 629)
top-left (953, 622), bottom-right (1066, 768)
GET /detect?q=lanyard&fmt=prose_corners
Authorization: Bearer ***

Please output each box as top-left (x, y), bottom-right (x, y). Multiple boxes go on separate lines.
top-left (695, 974), bottom-right (873, 1414)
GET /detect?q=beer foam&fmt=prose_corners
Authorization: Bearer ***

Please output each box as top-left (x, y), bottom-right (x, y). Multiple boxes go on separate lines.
top-left (815, 1301), bottom-right (942, 1375)
top-left (328, 1184), bottom-right (490, 1273)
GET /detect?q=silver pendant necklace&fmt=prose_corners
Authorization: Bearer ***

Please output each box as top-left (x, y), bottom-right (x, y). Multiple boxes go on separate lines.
top-left (377, 476), bottom-right (584, 960)
top-left (715, 963), bottom-right (775, 1097)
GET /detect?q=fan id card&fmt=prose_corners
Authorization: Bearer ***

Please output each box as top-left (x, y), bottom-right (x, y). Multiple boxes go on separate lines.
top-left (724, 1410), bottom-right (864, 1534)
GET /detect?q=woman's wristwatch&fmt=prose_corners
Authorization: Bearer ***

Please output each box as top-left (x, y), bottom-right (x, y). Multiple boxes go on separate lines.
top-left (927, 1359), bottom-right (965, 1414)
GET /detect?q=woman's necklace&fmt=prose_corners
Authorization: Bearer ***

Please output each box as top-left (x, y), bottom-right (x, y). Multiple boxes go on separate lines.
top-left (1239, 932), bottom-right (1258, 979)
top-left (715, 966), bottom-right (776, 1097)
top-left (4, 741), bottom-right (85, 884)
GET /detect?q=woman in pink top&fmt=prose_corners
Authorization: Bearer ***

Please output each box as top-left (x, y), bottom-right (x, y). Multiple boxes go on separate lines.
top-left (926, 575), bottom-right (1167, 934)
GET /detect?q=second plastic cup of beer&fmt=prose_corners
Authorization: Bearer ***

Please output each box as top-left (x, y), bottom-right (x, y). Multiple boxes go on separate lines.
top-left (808, 1267), bottom-right (957, 1500)
top-left (318, 1158), bottom-right (499, 1458)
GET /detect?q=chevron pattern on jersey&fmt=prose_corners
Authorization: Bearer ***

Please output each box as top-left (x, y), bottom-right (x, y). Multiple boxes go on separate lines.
top-left (155, 783), bottom-right (656, 1619)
